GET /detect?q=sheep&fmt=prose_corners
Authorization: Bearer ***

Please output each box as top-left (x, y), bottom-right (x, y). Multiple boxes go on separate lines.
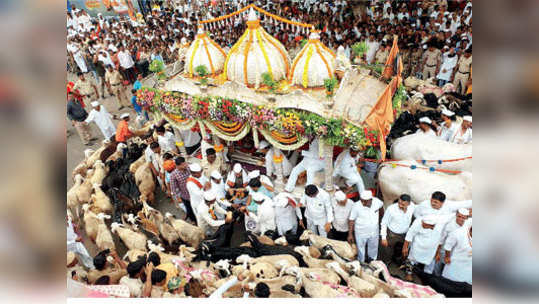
top-left (243, 273), bottom-right (300, 295)
top-left (165, 212), bottom-right (205, 248)
top-left (373, 292), bottom-right (391, 298)
top-left (90, 160), bottom-right (107, 185)
top-left (106, 142), bottom-right (128, 162)
top-left (236, 254), bottom-right (299, 271)
top-left (135, 163), bottom-right (156, 204)
top-left (85, 145), bottom-right (106, 168)
top-left (274, 236), bottom-right (288, 246)
top-left (123, 249), bottom-right (147, 262)
top-left (326, 262), bottom-right (377, 297)
top-left (146, 240), bottom-right (182, 264)
top-left (110, 222), bottom-right (148, 251)
top-left (280, 265), bottom-right (341, 286)
top-left (82, 204), bottom-right (108, 242)
top-left (67, 174), bottom-right (84, 220)
top-left (147, 209), bottom-right (180, 247)
top-left (344, 261), bottom-right (396, 297)
top-left (129, 154), bottom-right (146, 174)
top-left (76, 169), bottom-right (94, 204)
top-left (95, 216), bottom-right (115, 251)
top-left (293, 246), bottom-right (334, 268)
top-left (300, 230), bottom-right (357, 260)
top-left (90, 183), bottom-right (114, 214)
top-left (72, 160), bottom-right (89, 181)
top-left (250, 262), bottom-right (278, 279)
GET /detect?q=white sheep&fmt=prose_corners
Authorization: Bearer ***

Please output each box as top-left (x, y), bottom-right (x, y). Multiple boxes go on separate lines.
top-left (326, 262), bottom-right (377, 297)
top-left (294, 246), bottom-right (334, 268)
top-left (129, 154), bottom-right (146, 174)
top-left (90, 160), bottom-right (107, 185)
top-left (110, 222), bottom-right (148, 251)
top-left (106, 142), bottom-right (127, 162)
top-left (95, 214), bottom-right (115, 251)
top-left (274, 236), bottom-right (288, 246)
top-left (236, 254), bottom-right (299, 271)
top-left (90, 183), bottom-right (113, 214)
top-left (165, 212), bottom-right (205, 248)
top-left (67, 174), bottom-right (84, 220)
top-left (76, 169), bottom-right (94, 204)
top-left (280, 265), bottom-right (340, 286)
top-left (300, 230), bottom-right (357, 260)
top-left (82, 204), bottom-right (107, 242)
top-left (85, 145), bottom-right (106, 168)
top-left (135, 163), bottom-right (156, 203)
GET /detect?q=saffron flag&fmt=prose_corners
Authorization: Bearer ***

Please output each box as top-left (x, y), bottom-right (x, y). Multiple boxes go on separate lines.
top-left (382, 35), bottom-right (400, 80)
top-left (364, 82), bottom-right (394, 160)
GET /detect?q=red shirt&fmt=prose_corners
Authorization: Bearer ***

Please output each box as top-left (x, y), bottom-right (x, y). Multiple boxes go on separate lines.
top-left (115, 120), bottom-right (132, 142)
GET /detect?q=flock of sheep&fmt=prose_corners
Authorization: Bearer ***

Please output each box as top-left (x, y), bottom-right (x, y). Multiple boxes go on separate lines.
top-left (67, 123), bottom-right (444, 298)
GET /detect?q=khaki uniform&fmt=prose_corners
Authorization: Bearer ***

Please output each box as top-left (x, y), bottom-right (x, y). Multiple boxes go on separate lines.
top-left (422, 49), bottom-right (442, 80)
top-left (201, 154), bottom-right (227, 178)
top-left (401, 50), bottom-right (411, 78)
top-left (73, 78), bottom-right (97, 103)
top-left (105, 70), bottom-right (130, 108)
top-left (453, 55), bottom-right (472, 94)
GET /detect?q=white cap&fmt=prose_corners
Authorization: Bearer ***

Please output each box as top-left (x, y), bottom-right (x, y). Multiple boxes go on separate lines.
top-left (443, 45), bottom-right (449, 50)
top-left (91, 101), bottom-right (100, 107)
top-left (441, 109), bottom-right (455, 117)
top-left (258, 141), bottom-right (270, 150)
top-left (248, 170), bottom-right (260, 180)
top-left (210, 170), bottom-right (222, 180)
top-left (121, 113), bottom-right (130, 119)
top-left (458, 208), bottom-right (470, 216)
top-left (422, 215), bottom-right (437, 225)
top-left (335, 191), bottom-right (346, 201)
top-left (260, 175), bottom-right (273, 188)
top-left (203, 190), bottom-right (216, 201)
top-left (181, 37), bottom-right (187, 43)
top-left (189, 163), bottom-right (202, 172)
top-left (233, 163), bottom-right (242, 173)
top-left (463, 115), bottom-right (472, 122)
top-left (360, 190), bottom-right (373, 200)
top-left (419, 117), bottom-right (432, 124)
top-left (422, 44), bottom-right (427, 49)
top-left (252, 192), bottom-right (265, 202)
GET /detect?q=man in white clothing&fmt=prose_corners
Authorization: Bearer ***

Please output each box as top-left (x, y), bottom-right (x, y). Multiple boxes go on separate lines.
top-left (380, 194), bottom-right (415, 265)
top-left (436, 47), bottom-right (458, 87)
top-left (333, 148), bottom-right (366, 194)
top-left (414, 191), bottom-right (472, 219)
top-left (85, 101), bottom-right (116, 139)
top-left (156, 126), bottom-right (178, 154)
top-left (258, 141), bottom-right (292, 181)
top-left (210, 170), bottom-right (226, 200)
top-left (301, 184), bottom-right (333, 237)
top-left (117, 45), bottom-right (136, 83)
top-left (443, 219), bottom-right (472, 284)
top-left (247, 192), bottom-right (276, 236)
top-left (197, 190), bottom-right (230, 237)
top-left (433, 208), bottom-right (470, 275)
top-left (403, 215), bottom-right (444, 274)
top-left (285, 138), bottom-right (325, 192)
top-left (186, 163), bottom-right (209, 225)
top-left (451, 115), bottom-right (472, 144)
top-left (273, 192), bottom-right (304, 236)
top-left (330, 191), bottom-right (353, 241)
top-left (348, 190), bottom-right (384, 262)
top-left (415, 117), bottom-right (437, 137)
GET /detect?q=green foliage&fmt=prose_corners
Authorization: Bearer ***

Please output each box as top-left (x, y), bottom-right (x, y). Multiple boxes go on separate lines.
top-left (324, 77), bottom-right (338, 93)
top-left (365, 146), bottom-right (379, 159)
top-left (352, 41), bottom-right (368, 57)
top-left (200, 77), bottom-right (209, 86)
top-left (261, 72), bottom-right (277, 93)
top-left (149, 59), bottom-right (166, 80)
top-left (300, 39), bottom-right (308, 48)
top-left (194, 65), bottom-right (209, 78)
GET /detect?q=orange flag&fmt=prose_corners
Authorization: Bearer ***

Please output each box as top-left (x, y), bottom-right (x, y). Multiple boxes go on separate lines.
top-left (382, 35), bottom-right (400, 79)
top-left (364, 79), bottom-right (395, 160)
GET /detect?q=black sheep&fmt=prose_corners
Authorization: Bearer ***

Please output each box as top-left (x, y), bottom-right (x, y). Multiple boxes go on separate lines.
top-left (246, 232), bottom-right (308, 267)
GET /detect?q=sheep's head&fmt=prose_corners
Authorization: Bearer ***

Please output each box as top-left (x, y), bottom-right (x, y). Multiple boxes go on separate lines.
top-left (293, 246), bottom-right (310, 257)
top-left (274, 236), bottom-right (288, 246)
top-left (345, 261), bottom-right (361, 276)
top-left (110, 222), bottom-right (122, 233)
top-left (281, 265), bottom-right (300, 278)
top-left (325, 261), bottom-right (342, 273)
top-left (147, 240), bottom-right (164, 252)
top-left (97, 213), bottom-right (111, 221)
top-left (94, 160), bottom-right (104, 169)
top-left (236, 254), bottom-right (253, 265)
top-left (126, 213), bottom-right (137, 225)
top-left (74, 174), bottom-right (84, 184)
top-left (214, 259), bottom-right (231, 278)
top-left (116, 142), bottom-right (127, 152)
top-left (84, 149), bottom-right (95, 159)
top-left (299, 230), bottom-right (313, 241)
top-left (92, 183), bottom-right (102, 191)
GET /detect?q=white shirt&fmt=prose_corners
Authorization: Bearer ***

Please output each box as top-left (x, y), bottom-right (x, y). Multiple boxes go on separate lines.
top-left (211, 180), bottom-right (226, 200)
top-left (300, 189), bottom-right (334, 226)
top-left (98, 52), bottom-right (114, 67)
top-left (144, 147), bottom-right (161, 173)
top-left (158, 131), bottom-right (177, 153)
top-left (440, 216), bottom-right (465, 245)
top-left (438, 121), bottom-right (459, 142)
top-left (197, 202), bottom-right (226, 236)
top-left (437, 54), bottom-right (458, 81)
top-left (405, 218), bottom-right (444, 265)
top-left (415, 128), bottom-right (437, 137)
top-left (117, 50), bottom-right (135, 69)
top-left (333, 149), bottom-right (360, 179)
top-left (332, 199), bottom-right (354, 232)
top-left (249, 197), bottom-right (276, 235)
top-left (442, 226), bottom-right (472, 284)
top-left (451, 126), bottom-right (472, 144)
top-left (119, 276), bottom-right (143, 297)
top-left (274, 202), bottom-right (303, 236)
top-left (85, 107), bottom-right (115, 138)
top-left (349, 198), bottom-right (383, 238)
top-left (380, 203), bottom-right (416, 239)
top-left (265, 147), bottom-right (292, 177)
top-left (300, 138), bottom-right (325, 170)
top-left (179, 129), bottom-right (201, 148)
top-left (187, 175), bottom-right (209, 217)
top-left (414, 199), bottom-right (472, 219)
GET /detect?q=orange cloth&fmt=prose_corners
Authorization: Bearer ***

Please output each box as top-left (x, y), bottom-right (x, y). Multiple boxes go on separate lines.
top-left (364, 79), bottom-right (396, 160)
top-left (382, 36), bottom-right (403, 79)
top-left (466, 66), bottom-right (472, 94)
top-left (163, 160), bottom-right (175, 172)
top-left (115, 120), bottom-right (132, 142)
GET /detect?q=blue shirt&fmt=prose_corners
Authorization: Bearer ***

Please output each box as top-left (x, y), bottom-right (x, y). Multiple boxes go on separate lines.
top-left (131, 96), bottom-right (142, 114)
top-left (133, 80), bottom-right (142, 91)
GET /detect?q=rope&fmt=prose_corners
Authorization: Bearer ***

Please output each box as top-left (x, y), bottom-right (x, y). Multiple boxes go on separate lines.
top-left (386, 163), bottom-right (463, 174)
top-left (360, 156), bottom-right (472, 164)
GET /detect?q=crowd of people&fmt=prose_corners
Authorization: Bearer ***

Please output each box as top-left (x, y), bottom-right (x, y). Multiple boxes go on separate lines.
top-left (67, 0), bottom-right (473, 298)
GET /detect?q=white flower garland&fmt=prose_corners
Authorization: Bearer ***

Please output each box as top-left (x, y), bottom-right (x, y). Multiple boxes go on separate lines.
top-left (258, 128), bottom-right (308, 151)
top-left (202, 120), bottom-right (251, 142)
